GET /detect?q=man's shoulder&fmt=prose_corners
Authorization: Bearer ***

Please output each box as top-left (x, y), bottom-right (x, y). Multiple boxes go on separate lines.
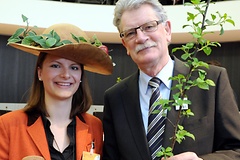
top-left (106, 71), bottom-right (139, 92)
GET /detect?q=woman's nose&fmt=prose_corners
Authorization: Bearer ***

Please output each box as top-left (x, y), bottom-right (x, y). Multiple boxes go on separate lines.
top-left (60, 68), bottom-right (70, 79)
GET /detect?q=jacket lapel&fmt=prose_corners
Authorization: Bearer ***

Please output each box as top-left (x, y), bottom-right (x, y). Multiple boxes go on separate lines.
top-left (75, 116), bottom-right (92, 160)
top-left (27, 116), bottom-right (51, 159)
top-left (121, 71), bottom-right (151, 160)
top-left (27, 113), bottom-right (91, 160)
top-left (163, 56), bottom-right (191, 149)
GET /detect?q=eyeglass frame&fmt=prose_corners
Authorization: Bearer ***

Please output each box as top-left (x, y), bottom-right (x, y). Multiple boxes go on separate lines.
top-left (119, 20), bottom-right (163, 40)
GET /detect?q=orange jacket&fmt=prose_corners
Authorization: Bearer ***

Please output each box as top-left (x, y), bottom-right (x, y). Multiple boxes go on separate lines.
top-left (0, 109), bottom-right (103, 160)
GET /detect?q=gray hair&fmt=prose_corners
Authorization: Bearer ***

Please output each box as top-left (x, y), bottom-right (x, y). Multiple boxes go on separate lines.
top-left (113, 0), bottom-right (168, 32)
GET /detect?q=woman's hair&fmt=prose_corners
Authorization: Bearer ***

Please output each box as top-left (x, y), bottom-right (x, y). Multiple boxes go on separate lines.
top-left (24, 52), bottom-right (93, 118)
top-left (113, 0), bottom-right (168, 32)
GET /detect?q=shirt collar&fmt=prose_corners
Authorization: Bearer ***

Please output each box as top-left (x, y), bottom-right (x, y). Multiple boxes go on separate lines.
top-left (139, 56), bottom-right (174, 93)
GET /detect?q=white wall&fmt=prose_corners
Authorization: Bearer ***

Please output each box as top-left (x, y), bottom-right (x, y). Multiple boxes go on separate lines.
top-left (0, 0), bottom-right (239, 44)
top-left (0, 103), bottom-right (103, 115)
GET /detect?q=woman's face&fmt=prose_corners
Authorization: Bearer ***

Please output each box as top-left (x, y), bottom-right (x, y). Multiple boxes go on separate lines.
top-left (38, 54), bottom-right (82, 101)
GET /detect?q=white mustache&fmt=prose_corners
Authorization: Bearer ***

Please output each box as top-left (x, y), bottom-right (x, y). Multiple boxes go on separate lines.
top-left (135, 41), bottom-right (157, 53)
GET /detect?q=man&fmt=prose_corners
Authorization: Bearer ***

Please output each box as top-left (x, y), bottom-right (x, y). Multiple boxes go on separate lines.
top-left (103, 0), bottom-right (240, 160)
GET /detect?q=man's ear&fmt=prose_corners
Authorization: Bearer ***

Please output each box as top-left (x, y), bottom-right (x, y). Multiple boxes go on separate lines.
top-left (122, 39), bottom-right (130, 56)
top-left (165, 21), bottom-right (172, 43)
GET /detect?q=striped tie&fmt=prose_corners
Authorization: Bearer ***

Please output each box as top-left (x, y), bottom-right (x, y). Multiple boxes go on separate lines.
top-left (147, 77), bottom-right (165, 160)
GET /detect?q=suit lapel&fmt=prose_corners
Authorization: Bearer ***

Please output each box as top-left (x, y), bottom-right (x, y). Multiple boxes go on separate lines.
top-left (163, 56), bottom-right (191, 149)
top-left (75, 116), bottom-right (92, 160)
top-left (117, 57), bottom-right (192, 158)
top-left (27, 116), bottom-right (51, 160)
top-left (121, 71), bottom-right (151, 160)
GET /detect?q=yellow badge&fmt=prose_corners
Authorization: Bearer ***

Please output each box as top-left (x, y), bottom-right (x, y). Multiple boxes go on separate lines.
top-left (82, 151), bottom-right (100, 160)
top-left (22, 155), bottom-right (45, 160)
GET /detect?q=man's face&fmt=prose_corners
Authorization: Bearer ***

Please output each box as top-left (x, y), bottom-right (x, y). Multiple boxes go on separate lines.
top-left (119, 4), bottom-right (172, 70)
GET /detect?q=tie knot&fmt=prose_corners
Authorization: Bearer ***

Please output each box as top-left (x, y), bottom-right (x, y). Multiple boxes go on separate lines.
top-left (149, 77), bottom-right (161, 89)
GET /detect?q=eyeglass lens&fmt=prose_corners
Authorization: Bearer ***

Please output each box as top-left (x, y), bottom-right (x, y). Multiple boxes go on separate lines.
top-left (120, 20), bottom-right (161, 40)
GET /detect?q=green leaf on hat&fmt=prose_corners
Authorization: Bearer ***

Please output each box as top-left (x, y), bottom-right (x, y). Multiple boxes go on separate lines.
top-left (46, 37), bottom-right (57, 48)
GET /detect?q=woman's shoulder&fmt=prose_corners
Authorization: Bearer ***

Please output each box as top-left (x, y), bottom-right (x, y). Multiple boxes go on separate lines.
top-left (81, 112), bottom-right (102, 125)
top-left (0, 109), bottom-right (27, 123)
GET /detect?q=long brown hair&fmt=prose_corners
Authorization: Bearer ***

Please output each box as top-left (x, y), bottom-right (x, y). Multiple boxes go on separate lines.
top-left (24, 52), bottom-right (93, 118)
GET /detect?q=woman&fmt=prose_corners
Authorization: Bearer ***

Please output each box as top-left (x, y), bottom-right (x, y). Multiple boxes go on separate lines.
top-left (0, 23), bottom-right (113, 160)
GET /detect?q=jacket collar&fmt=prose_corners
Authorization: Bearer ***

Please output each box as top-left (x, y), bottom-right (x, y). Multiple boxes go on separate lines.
top-left (162, 56), bottom-right (191, 148)
top-left (120, 56), bottom-right (192, 158)
top-left (26, 112), bottom-right (91, 160)
top-left (120, 71), bottom-right (152, 160)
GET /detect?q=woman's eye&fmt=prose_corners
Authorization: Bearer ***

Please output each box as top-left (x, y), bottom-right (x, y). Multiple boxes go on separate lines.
top-left (71, 66), bottom-right (79, 70)
top-left (50, 64), bottom-right (60, 68)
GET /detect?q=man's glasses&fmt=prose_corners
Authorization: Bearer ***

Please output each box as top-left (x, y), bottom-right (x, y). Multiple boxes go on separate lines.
top-left (120, 20), bottom-right (163, 40)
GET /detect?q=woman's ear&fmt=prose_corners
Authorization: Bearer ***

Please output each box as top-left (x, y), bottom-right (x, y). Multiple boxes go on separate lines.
top-left (37, 67), bottom-right (42, 81)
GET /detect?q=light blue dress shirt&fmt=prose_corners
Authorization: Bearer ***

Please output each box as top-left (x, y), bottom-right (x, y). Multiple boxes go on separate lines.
top-left (139, 56), bottom-right (175, 134)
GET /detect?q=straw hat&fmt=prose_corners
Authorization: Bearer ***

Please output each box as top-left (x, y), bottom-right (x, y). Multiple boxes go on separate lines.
top-left (8, 23), bottom-right (113, 75)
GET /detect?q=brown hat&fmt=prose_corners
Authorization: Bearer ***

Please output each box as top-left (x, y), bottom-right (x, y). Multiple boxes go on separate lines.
top-left (8, 23), bottom-right (113, 75)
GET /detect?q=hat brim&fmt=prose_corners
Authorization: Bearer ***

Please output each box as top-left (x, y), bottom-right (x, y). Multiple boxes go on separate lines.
top-left (9, 43), bottom-right (113, 75)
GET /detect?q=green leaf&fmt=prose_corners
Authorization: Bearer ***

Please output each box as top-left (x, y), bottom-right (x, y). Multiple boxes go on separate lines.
top-left (156, 147), bottom-right (173, 159)
top-left (28, 31), bottom-right (37, 36)
top-left (182, 24), bottom-right (191, 29)
top-left (226, 19), bottom-right (235, 26)
top-left (182, 109), bottom-right (195, 117)
top-left (181, 53), bottom-right (190, 60)
top-left (49, 30), bottom-right (54, 37)
top-left (53, 31), bottom-right (61, 44)
top-left (206, 79), bottom-right (215, 86)
top-left (35, 39), bottom-right (48, 48)
top-left (21, 14), bottom-right (28, 22)
top-left (71, 33), bottom-right (87, 43)
top-left (186, 42), bottom-right (194, 48)
top-left (92, 34), bottom-right (102, 47)
top-left (197, 82), bottom-right (209, 90)
top-left (71, 33), bottom-right (79, 43)
top-left (152, 109), bottom-right (160, 114)
top-left (55, 41), bottom-right (63, 47)
top-left (203, 46), bottom-right (212, 55)
top-left (31, 35), bottom-right (43, 41)
top-left (211, 14), bottom-right (216, 21)
top-left (7, 37), bottom-right (22, 43)
top-left (185, 132), bottom-right (195, 140)
top-left (42, 33), bottom-right (53, 39)
top-left (196, 77), bottom-right (205, 83)
top-left (78, 36), bottom-right (88, 42)
top-left (205, 19), bottom-right (214, 25)
top-left (11, 28), bottom-right (25, 38)
top-left (198, 61), bottom-right (209, 69)
top-left (187, 12), bottom-right (195, 21)
top-left (220, 26), bottom-right (224, 35)
top-left (61, 40), bottom-right (72, 45)
top-left (21, 36), bottom-right (34, 45)
top-left (46, 37), bottom-right (57, 48)
top-left (192, 33), bottom-right (201, 38)
top-left (165, 147), bottom-right (173, 152)
top-left (178, 125), bottom-right (184, 130)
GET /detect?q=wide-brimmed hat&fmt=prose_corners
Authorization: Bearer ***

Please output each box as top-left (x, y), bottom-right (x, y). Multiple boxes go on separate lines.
top-left (8, 23), bottom-right (113, 75)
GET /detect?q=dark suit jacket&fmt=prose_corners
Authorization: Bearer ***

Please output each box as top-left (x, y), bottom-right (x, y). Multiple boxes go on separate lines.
top-left (103, 56), bottom-right (240, 160)
top-left (0, 109), bottom-right (103, 160)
